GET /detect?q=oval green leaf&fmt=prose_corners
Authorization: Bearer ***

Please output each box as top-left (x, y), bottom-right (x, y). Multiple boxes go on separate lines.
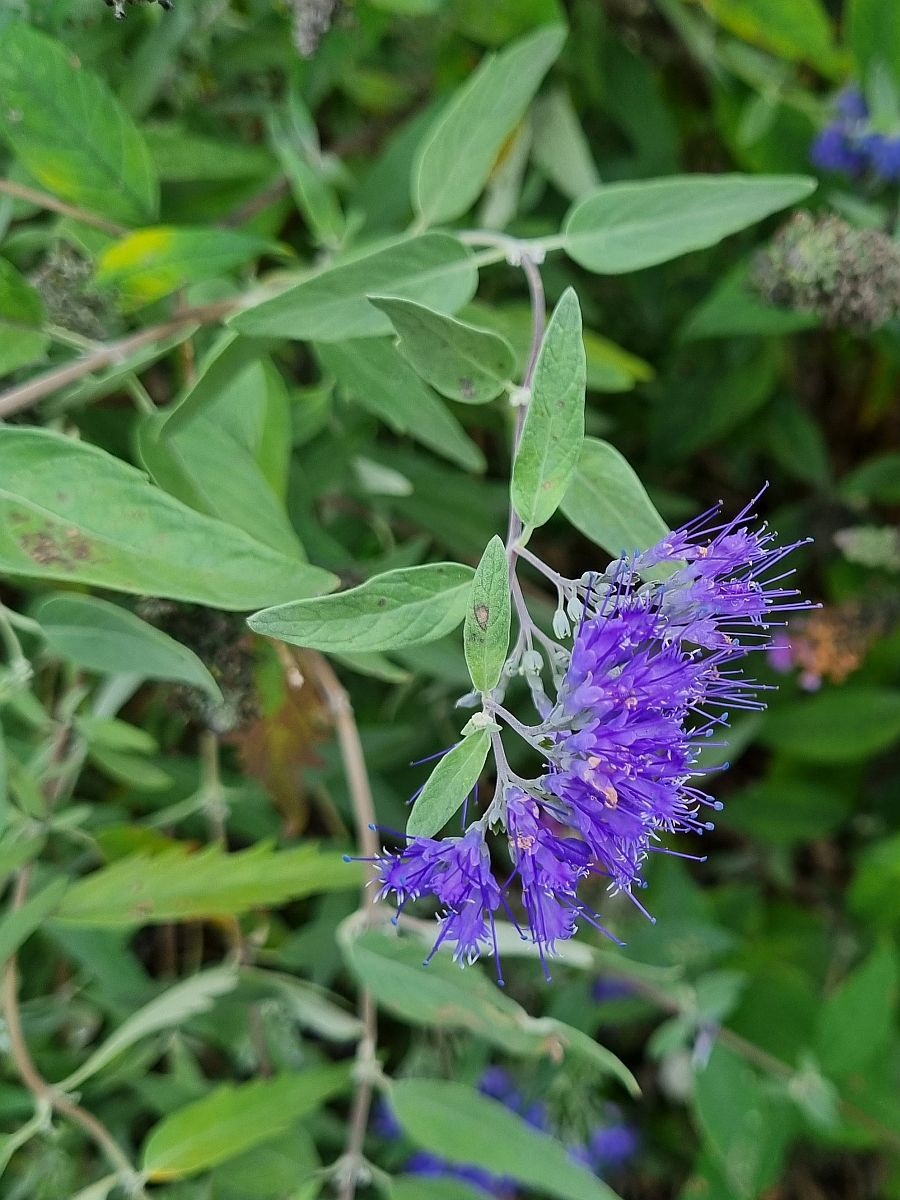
top-left (0, 428), bottom-right (334, 610)
top-left (369, 295), bottom-right (516, 403)
top-left (391, 1079), bottom-right (621, 1200)
top-left (231, 233), bottom-right (477, 341)
top-left (0, 23), bottom-right (158, 224)
top-left (141, 1068), bottom-right (350, 1180)
top-left (563, 174), bottom-right (816, 274)
top-left (247, 563), bottom-right (475, 653)
top-left (407, 730), bottom-right (491, 838)
top-left (412, 25), bottom-right (567, 226)
top-left (464, 535), bottom-right (511, 693)
top-left (97, 226), bottom-right (278, 309)
top-left (561, 438), bottom-right (668, 557)
top-left (316, 338), bottom-right (485, 472)
top-left (511, 288), bottom-right (586, 531)
top-left (32, 593), bottom-right (223, 703)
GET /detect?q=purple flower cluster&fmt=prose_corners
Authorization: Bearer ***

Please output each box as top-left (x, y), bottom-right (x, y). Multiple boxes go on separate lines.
top-left (375, 499), bottom-right (808, 971)
top-left (811, 85), bottom-right (900, 182)
top-left (381, 1068), bottom-right (638, 1196)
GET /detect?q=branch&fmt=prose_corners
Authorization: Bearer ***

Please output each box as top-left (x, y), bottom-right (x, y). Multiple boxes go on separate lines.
top-left (0, 179), bottom-right (128, 237)
top-left (0, 301), bottom-right (237, 419)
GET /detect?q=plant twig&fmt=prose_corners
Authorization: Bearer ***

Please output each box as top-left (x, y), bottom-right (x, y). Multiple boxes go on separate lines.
top-left (0, 301), bottom-right (237, 418)
top-left (305, 651), bottom-right (379, 1200)
top-left (0, 179), bottom-right (128, 237)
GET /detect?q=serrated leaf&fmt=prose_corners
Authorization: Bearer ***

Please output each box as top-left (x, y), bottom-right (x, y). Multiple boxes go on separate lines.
top-left (0, 877), bottom-right (67, 966)
top-left (511, 288), bottom-right (586, 531)
top-left (231, 233), bottom-right (477, 341)
top-left (32, 593), bottom-right (223, 702)
top-left (0, 257), bottom-right (48, 378)
top-left (141, 1068), bottom-right (350, 1180)
top-left (316, 338), bottom-right (485, 471)
top-left (412, 25), bottom-right (566, 225)
top-left (0, 23), bottom-right (158, 224)
top-left (247, 563), bottom-right (474, 653)
top-left (97, 226), bottom-right (277, 309)
top-left (60, 968), bottom-right (238, 1091)
top-left (54, 843), bottom-right (358, 928)
top-left (0, 428), bottom-right (335, 610)
top-left (464, 536), bottom-right (511, 693)
top-left (369, 296), bottom-right (516, 403)
top-left (407, 730), bottom-right (490, 838)
top-left (341, 929), bottom-right (637, 1094)
top-left (815, 943), bottom-right (898, 1077)
top-left (563, 175), bottom-right (816, 274)
top-left (561, 438), bottom-right (668, 557)
top-left (392, 1079), bottom-right (621, 1200)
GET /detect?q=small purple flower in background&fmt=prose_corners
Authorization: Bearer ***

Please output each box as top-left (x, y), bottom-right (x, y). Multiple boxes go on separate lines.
top-left (375, 497), bottom-right (809, 970)
top-left (810, 82), bottom-right (900, 184)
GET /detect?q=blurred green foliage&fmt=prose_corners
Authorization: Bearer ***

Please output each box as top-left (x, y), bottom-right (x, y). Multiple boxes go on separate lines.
top-left (0, 2), bottom-right (898, 1199)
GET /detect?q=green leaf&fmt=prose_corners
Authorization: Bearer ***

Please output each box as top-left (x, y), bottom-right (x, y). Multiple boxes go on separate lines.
top-left (464, 536), bottom-right (511, 693)
top-left (839, 452), bottom-right (900, 505)
top-left (850, 833), bottom-right (900, 927)
top-left (532, 87), bottom-right (601, 201)
top-left (32, 593), bottom-right (223, 702)
top-left (96, 226), bottom-right (277, 309)
top-left (316, 338), bottom-right (485, 471)
top-left (0, 878), bottom-right (68, 966)
top-left (563, 175), bottom-right (816, 274)
top-left (848, 0), bottom-right (900, 80)
top-left (699, 0), bottom-right (842, 73)
top-left (680, 262), bottom-right (819, 341)
top-left (0, 428), bottom-right (335, 610)
top-left (561, 438), bottom-right (668, 557)
top-left (0, 23), bottom-right (158, 224)
top-left (391, 1079), bottom-right (620, 1200)
top-left (0, 257), bottom-right (48, 378)
top-left (369, 296), bottom-right (516, 404)
top-left (694, 1044), bottom-right (794, 1199)
top-left (412, 25), bottom-right (566, 226)
top-left (341, 929), bottom-right (637, 1093)
top-left (815, 943), bottom-right (898, 1078)
top-left (141, 1068), bottom-right (350, 1180)
top-left (268, 108), bottom-right (345, 249)
top-left (231, 233), bottom-right (477, 341)
top-left (761, 688), bottom-right (900, 763)
top-left (407, 730), bottom-right (491, 838)
top-left (138, 344), bottom-right (301, 557)
top-left (60, 967), bottom-right (238, 1091)
top-left (55, 843), bottom-right (359, 927)
top-left (511, 288), bottom-right (586, 531)
top-left (392, 1180), bottom-right (485, 1200)
top-left (247, 563), bottom-right (474, 653)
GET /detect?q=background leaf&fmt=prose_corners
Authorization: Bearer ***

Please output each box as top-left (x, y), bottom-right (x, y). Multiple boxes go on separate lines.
top-left (32, 593), bottom-right (223, 701)
top-left (0, 23), bottom-right (158, 224)
top-left (391, 1079), bottom-right (621, 1200)
top-left (561, 438), bottom-right (668, 557)
top-left (0, 257), bottom-right (48, 377)
top-left (0, 428), bottom-right (334, 609)
top-left (564, 176), bottom-right (816, 274)
top-left (141, 1068), bottom-right (349, 1180)
top-left (56, 843), bottom-right (358, 927)
top-left (412, 25), bottom-right (566, 225)
top-left (232, 233), bottom-right (477, 340)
